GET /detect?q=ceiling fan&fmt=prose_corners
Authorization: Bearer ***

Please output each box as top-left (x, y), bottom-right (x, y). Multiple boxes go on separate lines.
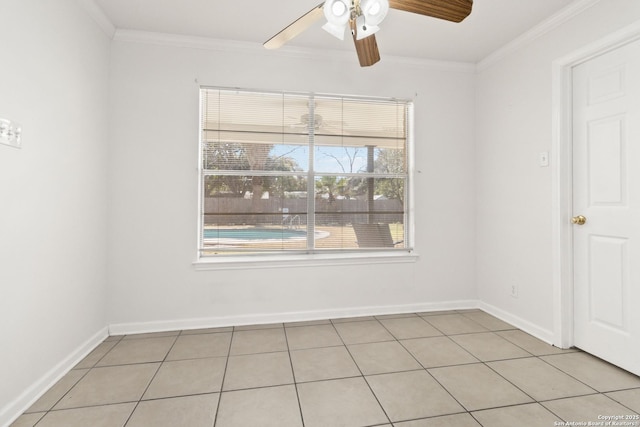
top-left (264, 0), bottom-right (473, 67)
top-left (289, 112), bottom-right (346, 132)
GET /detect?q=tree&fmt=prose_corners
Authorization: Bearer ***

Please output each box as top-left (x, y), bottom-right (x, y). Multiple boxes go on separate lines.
top-left (374, 148), bottom-right (405, 203)
top-left (263, 156), bottom-right (307, 198)
top-left (315, 176), bottom-right (347, 202)
top-left (203, 142), bottom-right (250, 197)
top-left (203, 141), bottom-right (304, 198)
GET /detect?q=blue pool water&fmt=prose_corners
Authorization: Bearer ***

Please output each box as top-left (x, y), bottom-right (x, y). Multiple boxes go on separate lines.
top-left (204, 228), bottom-right (306, 240)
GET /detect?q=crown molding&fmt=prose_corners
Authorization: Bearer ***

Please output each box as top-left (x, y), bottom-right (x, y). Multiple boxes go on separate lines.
top-left (113, 29), bottom-right (265, 55)
top-left (477, 0), bottom-right (601, 72)
top-left (112, 29), bottom-right (476, 73)
top-left (75, 0), bottom-right (116, 38)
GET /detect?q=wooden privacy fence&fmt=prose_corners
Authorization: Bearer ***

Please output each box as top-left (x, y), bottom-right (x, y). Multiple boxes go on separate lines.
top-left (203, 197), bottom-right (403, 226)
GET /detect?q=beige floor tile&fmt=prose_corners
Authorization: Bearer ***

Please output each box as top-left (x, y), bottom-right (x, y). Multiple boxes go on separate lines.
top-left (234, 323), bottom-right (283, 331)
top-left (379, 317), bottom-right (442, 340)
top-left (96, 336), bottom-right (176, 366)
top-left (128, 394), bottom-right (218, 427)
top-left (122, 331), bottom-right (180, 340)
top-left (290, 346), bottom-right (360, 382)
top-left (74, 341), bottom-right (118, 369)
top-left (348, 341), bottom-right (421, 375)
top-left (488, 357), bottom-right (595, 401)
top-left (143, 357), bottom-right (226, 399)
top-left (333, 320), bottom-right (394, 344)
top-left (229, 328), bottom-right (287, 355)
top-left (35, 403), bottom-right (135, 427)
top-left (541, 352), bottom-right (640, 392)
top-left (450, 332), bottom-right (532, 361)
top-left (297, 377), bottom-right (388, 427)
top-left (496, 330), bottom-right (573, 356)
top-left (401, 336), bottom-right (478, 368)
top-left (216, 385), bottom-right (302, 427)
top-left (429, 363), bottom-right (533, 411)
top-left (606, 388), bottom-right (640, 413)
top-left (53, 363), bottom-right (159, 409)
top-left (223, 351), bottom-right (293, 390)
top-left (461, 312), bottom-right (516, 331)
top-left (285, 324), bottom-right (343, 350)
top-left (366, 370), bottom-right (464, 422)
top-left (17, 311), bottom-right (640, 427)
top-left (180, 326), bottom-right (234, 335)
top-left (394, 413), bottom-right (481, 427)
top-left (166, 332), bottom-right (231, 360)
top-left (472, 403), bottom-right (561, 427)
top-left (9, 412), bottom-right (45, 427)
top-left (422, 314), bottom-right (488, 335)
top-left (542, 394), bottom-right (638, 424)
top-left (26, 369), bottom-right (88, 412)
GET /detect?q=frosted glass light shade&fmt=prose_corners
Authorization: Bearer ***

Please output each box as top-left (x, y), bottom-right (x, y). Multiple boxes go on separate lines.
top-left (360, 0), bottom-right (389, 26)
top-left (322, 22), bottom-right (347, 40)
top-left (322, 0), bottom-right (351, 40)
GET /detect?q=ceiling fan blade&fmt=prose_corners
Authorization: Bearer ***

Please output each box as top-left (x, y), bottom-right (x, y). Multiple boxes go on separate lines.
top-left (389, 0), bottom-right (472, 23)
top-left (264, 2), bottom-right (325, 49)
top-left (352, 32), bottom-right (381, 67)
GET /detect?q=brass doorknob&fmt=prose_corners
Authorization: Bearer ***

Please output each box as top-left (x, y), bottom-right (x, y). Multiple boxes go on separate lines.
top-left (571, 215), bottom-right (587, 225)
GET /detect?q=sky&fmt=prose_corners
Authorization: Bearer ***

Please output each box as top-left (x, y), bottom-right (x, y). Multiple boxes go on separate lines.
top-left (271, 144), bottom-right (371, 174)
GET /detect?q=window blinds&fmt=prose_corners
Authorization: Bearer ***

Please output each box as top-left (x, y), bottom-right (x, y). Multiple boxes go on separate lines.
top-left (199, 87), bottom-right (410, 255)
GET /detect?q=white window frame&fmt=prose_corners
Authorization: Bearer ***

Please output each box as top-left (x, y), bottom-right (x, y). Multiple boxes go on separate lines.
top-left (194, 87), bottom-right (417, 270)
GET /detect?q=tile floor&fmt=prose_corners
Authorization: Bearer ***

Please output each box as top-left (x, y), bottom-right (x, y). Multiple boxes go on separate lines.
top-left (10, 310), bottom-right (640, 427)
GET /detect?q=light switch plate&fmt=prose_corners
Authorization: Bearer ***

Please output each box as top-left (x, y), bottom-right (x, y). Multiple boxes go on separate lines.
top-left (0, 118), bottom-right (22, 149)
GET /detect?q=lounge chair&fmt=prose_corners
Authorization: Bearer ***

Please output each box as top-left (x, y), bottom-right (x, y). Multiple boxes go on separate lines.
top-left (353, 223), bottom-right (403, 248)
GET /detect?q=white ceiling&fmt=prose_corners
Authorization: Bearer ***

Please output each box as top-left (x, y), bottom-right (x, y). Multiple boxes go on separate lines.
top-left (94, 0), bottom-right (578, 63)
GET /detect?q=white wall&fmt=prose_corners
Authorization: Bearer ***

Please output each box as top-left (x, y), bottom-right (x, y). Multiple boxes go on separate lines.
top-left (0, 0), bottom-right (111, 424)
top-left (106, 38), bottom-right (477, 331)
top-left (475, 0), bottom-right (640, 340)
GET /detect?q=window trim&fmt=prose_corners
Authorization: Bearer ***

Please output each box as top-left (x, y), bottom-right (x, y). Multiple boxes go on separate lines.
top-left (196, 86), bottom-right (416, 262)
top-left (193, 250), bottom-right (419, 271)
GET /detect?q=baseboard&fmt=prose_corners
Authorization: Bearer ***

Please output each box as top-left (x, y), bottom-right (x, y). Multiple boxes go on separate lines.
top-left (0, 327), bottom-right (109, 427)
top-left (108, 300), bottom-right (481, 335)
top-left (478, 301), bottom-right (555, 344)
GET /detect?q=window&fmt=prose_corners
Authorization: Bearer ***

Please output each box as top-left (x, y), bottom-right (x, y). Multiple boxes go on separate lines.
top-left (199, 87), bottom-right (412, 257)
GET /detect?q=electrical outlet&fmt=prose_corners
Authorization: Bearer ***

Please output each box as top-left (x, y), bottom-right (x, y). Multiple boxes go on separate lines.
top-left (0, 118), bottom-right (22, 149)
top-left (510, 285), bottom-right (519, 298)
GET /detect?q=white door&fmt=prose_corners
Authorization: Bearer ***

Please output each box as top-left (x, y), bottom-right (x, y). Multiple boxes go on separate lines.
top-left (572, 38), bottom-right (640, 376)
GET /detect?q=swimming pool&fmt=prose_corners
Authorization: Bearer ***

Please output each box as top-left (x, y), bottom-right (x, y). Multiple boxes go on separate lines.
top-left (203, 227), bottom-right (307, 241)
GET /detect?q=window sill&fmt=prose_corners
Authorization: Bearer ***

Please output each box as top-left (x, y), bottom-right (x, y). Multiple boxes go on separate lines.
top-left (192, 251), bottom-right (419, 271)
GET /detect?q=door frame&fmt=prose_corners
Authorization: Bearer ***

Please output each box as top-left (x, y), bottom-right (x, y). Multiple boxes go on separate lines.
top-left (551, 20), bottom-right (640, 349)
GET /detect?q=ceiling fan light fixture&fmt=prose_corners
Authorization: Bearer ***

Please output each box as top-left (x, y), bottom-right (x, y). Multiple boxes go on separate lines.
top-left (331, 0), bottom-right (347, 16)
top-left (322, 22), bottom-right (347, 40)
top-left (355, 15), bottom-right (380, 40)
top-left (322, 0), bottom-right (351, 39)
top-left (355, 24), bottom-right (380, 39)
top-left (360, 0), bottom-right (389, 26)
top-left (323, 0), bottom-right (350, 24)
